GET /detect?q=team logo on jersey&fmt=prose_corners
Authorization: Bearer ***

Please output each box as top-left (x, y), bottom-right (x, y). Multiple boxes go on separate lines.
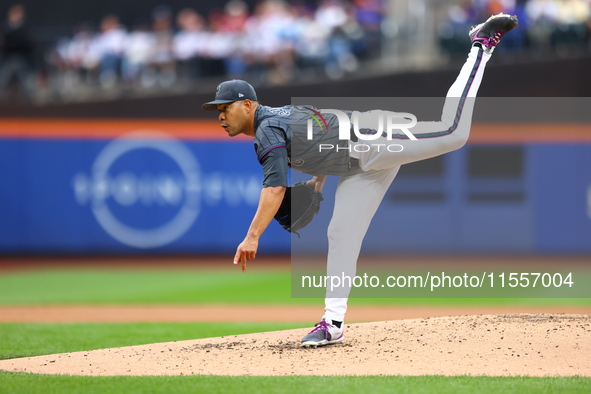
top-left (267, 107), bottom-right (291, 116)
top-left (305, 107), bottom-right (328, 131)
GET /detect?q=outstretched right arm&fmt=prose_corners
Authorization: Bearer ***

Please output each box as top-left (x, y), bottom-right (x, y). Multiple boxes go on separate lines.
top-left (234, 144), bottom-right (289, 271)
top-left (234, 185), bottom-right (286, 272)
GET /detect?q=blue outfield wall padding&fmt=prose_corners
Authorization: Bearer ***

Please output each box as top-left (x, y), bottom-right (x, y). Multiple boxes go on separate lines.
top-left (293, 144), bottom-right (591, 255)
top-left (531, 144), bottom-right (591, 253)
top-left (1, 138), bottom-right (590, 254)
top-left (0, 138), bottom-right (289, 254)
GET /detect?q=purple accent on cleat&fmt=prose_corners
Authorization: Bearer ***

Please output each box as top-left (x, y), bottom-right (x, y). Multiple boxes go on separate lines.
top-left (309, 320), bottom-right (332, 338)
top-left (301, 319), bottom-right (345, 347)
top-left (471, 26), bottom-right (505, 49)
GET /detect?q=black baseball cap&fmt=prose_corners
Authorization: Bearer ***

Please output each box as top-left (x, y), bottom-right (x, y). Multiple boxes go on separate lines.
top-left (202, 80), bottom-right (258, 111)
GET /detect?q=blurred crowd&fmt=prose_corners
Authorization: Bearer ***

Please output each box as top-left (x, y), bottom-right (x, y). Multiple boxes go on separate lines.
top-left (45, 0), bottom-right (385, 101)
top-left (439, 0), bottom-right (591, 55)
top-left (1, 0), bottom-right (590, 103)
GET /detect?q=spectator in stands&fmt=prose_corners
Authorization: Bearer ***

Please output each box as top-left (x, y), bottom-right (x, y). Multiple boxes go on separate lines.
top-left (0, 4), bottom-right (33, 102)
top-left (197, 10), bottom-right (232, 79)
top-left (316, 0), bottom-right (360, 79)
top-left (121, 19), bottom-right (155, 89)
top-left (173, 8), bottom-right (208, 81)
top-left (219, 0), bottom-right (250, 78)
top-left (65, 23), bottom-right (98, 83)
top-left (94, 14), bottom-right (127, 88)
top-left (438, 1), bottom-right (473, 56)
top-left (266, 0), bottom-right (298, 84)
top-left (553, 0), bottom-right (590, 49)
top-left (220, 0), bottom-right (250, 33)
top-left (525, 0), bottom-right (559, 49)
top-left (49, 22), bottom-right (97, 100)
top-left (145, 5), bottom-right (176, 88)
top-left (241, 0), bottom-right (296, 85)
top-left (353, 0), bottom-right (385, 59)
top-left (291, 3), bottom-right (331, 79)
top-left (315, 0), bottom-right (348, 79)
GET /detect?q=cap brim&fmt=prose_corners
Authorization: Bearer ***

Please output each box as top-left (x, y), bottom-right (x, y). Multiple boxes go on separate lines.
top-left (201, 99), bottom-right (236, 111)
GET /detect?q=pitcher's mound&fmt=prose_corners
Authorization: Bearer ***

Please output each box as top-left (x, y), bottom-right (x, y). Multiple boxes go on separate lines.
top-left (1, 314), bottom-right (589, 377)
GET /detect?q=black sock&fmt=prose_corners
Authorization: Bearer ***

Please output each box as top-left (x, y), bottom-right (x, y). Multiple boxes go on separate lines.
top-left (332, 320), bottom-right (342, 328)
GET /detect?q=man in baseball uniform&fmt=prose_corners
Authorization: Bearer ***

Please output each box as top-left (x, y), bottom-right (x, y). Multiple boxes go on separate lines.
top-left (202, 14), bottom-right (518, 347)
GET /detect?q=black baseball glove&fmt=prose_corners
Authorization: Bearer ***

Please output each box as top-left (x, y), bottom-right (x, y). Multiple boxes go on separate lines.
top-left (274, 181), bottom-right (323, 234)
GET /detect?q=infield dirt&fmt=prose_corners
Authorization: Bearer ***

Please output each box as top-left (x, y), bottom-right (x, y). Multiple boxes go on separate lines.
top-left (1, 314), bottom-right (589, 377)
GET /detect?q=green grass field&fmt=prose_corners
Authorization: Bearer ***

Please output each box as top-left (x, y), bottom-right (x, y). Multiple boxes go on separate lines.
top-left (1, 268), bottom-right (589, 306)
top-left (3, 372), bottom-right (589, 394)
top-left (0, 265), bottom-right (590, 393)
top-left (0, 323), bottom-right (308, 360)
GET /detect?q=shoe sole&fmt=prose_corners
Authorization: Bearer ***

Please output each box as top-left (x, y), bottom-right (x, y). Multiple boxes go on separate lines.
top-left (301, 336), bottom-right (344, 348)
top-left (470, 13), bottom-right (518, 38)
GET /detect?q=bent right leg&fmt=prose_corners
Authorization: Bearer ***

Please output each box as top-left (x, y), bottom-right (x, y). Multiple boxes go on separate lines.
top-left (323, 166), bottom-right (400, 322)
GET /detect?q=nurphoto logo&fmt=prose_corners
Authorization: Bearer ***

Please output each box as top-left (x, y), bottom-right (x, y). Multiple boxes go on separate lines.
top-left (306, 109), bottom-right (418, 153)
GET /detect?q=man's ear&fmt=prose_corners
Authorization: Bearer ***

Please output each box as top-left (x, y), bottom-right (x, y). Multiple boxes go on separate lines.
top-left (245, 99), bottom-right (259, 114)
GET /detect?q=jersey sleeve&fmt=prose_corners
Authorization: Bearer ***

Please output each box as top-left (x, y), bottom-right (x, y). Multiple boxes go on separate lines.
top-left (255, 120), bottom-right (288, 162)
top-left (260, 146), bottom-right (289, 188)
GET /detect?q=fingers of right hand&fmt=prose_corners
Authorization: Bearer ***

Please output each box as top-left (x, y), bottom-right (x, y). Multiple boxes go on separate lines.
top-left (233, 250), bottom-right (242, 265)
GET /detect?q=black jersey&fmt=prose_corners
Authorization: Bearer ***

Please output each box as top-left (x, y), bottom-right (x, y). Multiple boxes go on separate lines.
top-left (253, 105), bottom-right (352, 185)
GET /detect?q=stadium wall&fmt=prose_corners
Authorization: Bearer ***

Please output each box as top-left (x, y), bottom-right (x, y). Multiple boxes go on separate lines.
top-left (1, 120), bottom-right (590, 255)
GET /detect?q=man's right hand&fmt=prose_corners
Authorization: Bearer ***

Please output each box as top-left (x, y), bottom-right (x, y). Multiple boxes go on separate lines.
top-left (233, 236), bottom-right (259, 273)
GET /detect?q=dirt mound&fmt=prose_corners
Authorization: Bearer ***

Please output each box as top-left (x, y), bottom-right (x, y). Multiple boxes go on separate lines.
top-left (1, 314), bottom-right (589, 377)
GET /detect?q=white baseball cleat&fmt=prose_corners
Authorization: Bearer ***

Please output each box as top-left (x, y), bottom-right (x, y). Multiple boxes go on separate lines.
top-left (301, 318), bottom-right (344, 348)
